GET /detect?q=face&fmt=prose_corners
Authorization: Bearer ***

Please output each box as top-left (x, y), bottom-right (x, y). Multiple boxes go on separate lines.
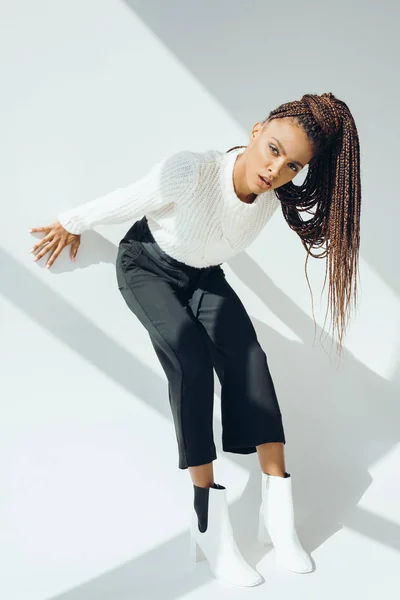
top-left (240, 117), bottom-right (314, 193)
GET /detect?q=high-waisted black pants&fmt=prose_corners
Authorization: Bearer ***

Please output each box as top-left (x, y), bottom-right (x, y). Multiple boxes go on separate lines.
top-left (116, 217), bottom-right (286, 469)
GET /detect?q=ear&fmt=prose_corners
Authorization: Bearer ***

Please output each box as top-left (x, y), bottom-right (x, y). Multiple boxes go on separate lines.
top-left (250, 121), bottom-right (263, 141)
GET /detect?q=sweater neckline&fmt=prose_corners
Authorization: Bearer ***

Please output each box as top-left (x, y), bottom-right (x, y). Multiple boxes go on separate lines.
top-left (222, 147), bottom-right (272, 209)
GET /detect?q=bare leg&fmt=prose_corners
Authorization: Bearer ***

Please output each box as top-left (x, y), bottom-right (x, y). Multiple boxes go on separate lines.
top-left (256, 442), bottom-right (286, 477)
top-left (188, 462), bottom-right (215, 488)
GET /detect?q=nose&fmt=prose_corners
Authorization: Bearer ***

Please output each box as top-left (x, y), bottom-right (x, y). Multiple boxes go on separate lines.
top-left (268, 163), bottom-right (281, 179)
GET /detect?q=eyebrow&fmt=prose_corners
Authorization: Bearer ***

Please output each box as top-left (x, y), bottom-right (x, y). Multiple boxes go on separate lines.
top-left (270, 137), bottom-right (304, 169)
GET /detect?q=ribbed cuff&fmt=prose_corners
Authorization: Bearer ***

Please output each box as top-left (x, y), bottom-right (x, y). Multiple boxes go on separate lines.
top-left (58, 211), bottom-right (89, 235)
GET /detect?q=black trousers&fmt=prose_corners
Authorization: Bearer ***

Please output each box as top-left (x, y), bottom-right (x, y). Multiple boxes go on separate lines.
top-left (116, 217), bottom-right (286, 469)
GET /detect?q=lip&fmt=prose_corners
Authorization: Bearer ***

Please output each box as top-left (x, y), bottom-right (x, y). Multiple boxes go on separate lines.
top-left (258, 175), bottom-right (272, 189)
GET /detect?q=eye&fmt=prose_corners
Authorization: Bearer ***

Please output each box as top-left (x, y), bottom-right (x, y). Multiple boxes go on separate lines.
top-left (269, 144), bottom-right (299, 173)
top-left (269, 144), bottom-right (279, 156)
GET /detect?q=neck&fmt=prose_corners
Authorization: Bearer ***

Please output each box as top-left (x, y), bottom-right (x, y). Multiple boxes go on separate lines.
top-left (232, 152), bottom-right (257, 204)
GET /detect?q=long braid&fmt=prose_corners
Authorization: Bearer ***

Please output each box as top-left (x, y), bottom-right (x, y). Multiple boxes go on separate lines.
top-left (229, 93), bottom-right (362, 360)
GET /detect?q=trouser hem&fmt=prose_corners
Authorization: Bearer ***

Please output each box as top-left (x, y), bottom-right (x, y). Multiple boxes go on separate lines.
top-left (178, 451), bottom-right (218, 470)
top-left (222, 436), bottom-right (286, 456)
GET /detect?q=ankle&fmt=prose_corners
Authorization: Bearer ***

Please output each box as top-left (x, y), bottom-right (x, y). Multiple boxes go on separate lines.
top-left (193, 481), bottom-right (215, 489)
top-left (263, 471), bottom-right (289, 478)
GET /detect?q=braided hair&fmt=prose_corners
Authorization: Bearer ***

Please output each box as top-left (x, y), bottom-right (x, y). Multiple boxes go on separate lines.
top-left (229, 92), bottom-right (362, 361)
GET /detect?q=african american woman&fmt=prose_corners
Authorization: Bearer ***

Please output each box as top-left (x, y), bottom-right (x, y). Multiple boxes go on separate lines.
top-left (29, 92), bottom-right (361, 587)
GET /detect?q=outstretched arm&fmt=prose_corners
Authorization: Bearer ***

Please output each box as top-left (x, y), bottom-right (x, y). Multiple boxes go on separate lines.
top-left (29, 150), bottom-right (196, 267)
top-left (58, 150), bottom-right (196, 234)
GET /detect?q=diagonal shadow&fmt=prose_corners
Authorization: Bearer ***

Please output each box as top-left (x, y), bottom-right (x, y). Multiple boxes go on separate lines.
top-left (3, 3), bottom-right (398, 597)
top-left (227, 252), bottom-right (400, 551)
top-left (45, 505), bottom-right (400, 600)
top-left (46, 246), bottom-right (400, 597)
top-left (0, 245), bottom-right (171, 422)
top-left (4, 231), bottom-right (399, 597)
top-left (124, 0), bottom-right (400, 300)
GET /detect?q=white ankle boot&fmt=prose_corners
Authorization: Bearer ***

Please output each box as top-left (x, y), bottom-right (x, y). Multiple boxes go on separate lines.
top-left (258, 472), bottom-right (313, 573)
top-left (190, 483), bottom-right (263, 587)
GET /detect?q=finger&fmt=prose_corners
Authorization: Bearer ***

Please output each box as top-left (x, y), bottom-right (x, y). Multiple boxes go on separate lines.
top-left (46, 241), bottom-right (64, 269)
top-left (29, 226), bottom-right (50, 234)
top-left (33, 240), bottom-right (57, 262)
top-left (30, 233), bottom-right (54, 253)
top-left (70, 240), bottom-right (80, 261)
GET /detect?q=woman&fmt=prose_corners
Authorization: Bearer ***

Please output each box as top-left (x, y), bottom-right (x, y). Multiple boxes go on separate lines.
top-left (29, 92), bottom-right (361, 587)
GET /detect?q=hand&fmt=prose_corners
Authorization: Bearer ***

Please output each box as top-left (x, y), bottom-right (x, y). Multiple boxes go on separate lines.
top-left (29, 220), bottom-right (81, 268)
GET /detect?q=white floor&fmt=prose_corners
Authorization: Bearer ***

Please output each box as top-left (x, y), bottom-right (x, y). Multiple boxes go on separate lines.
top-left (1, 370), bottom-right (400, 600)
top-left (1, 254), bottom-right (400, 600)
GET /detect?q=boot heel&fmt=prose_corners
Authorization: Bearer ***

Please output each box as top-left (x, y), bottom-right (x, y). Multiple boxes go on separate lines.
top-left (257, 503), bottom-right (271, 546)
top-left (190, 531), bottom-right (205, 562)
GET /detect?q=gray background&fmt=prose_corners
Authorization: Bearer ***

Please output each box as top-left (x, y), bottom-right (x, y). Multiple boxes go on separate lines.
top-left (1, 1), bottom-right (399, 598)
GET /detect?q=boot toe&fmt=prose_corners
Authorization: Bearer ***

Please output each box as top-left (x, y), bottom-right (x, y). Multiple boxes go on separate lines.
top-left (275, 549), bottom-right (313, 573)
top-left (214, 564), bottom-right (263, 587)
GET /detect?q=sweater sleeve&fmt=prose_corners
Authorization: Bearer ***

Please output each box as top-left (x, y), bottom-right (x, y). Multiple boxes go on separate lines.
top-left (58, 150), bottom-right (197, 234)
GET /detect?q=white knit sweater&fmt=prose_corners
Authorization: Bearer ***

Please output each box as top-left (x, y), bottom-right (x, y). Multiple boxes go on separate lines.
top-left (58, 147), bottom-right (281, 268)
